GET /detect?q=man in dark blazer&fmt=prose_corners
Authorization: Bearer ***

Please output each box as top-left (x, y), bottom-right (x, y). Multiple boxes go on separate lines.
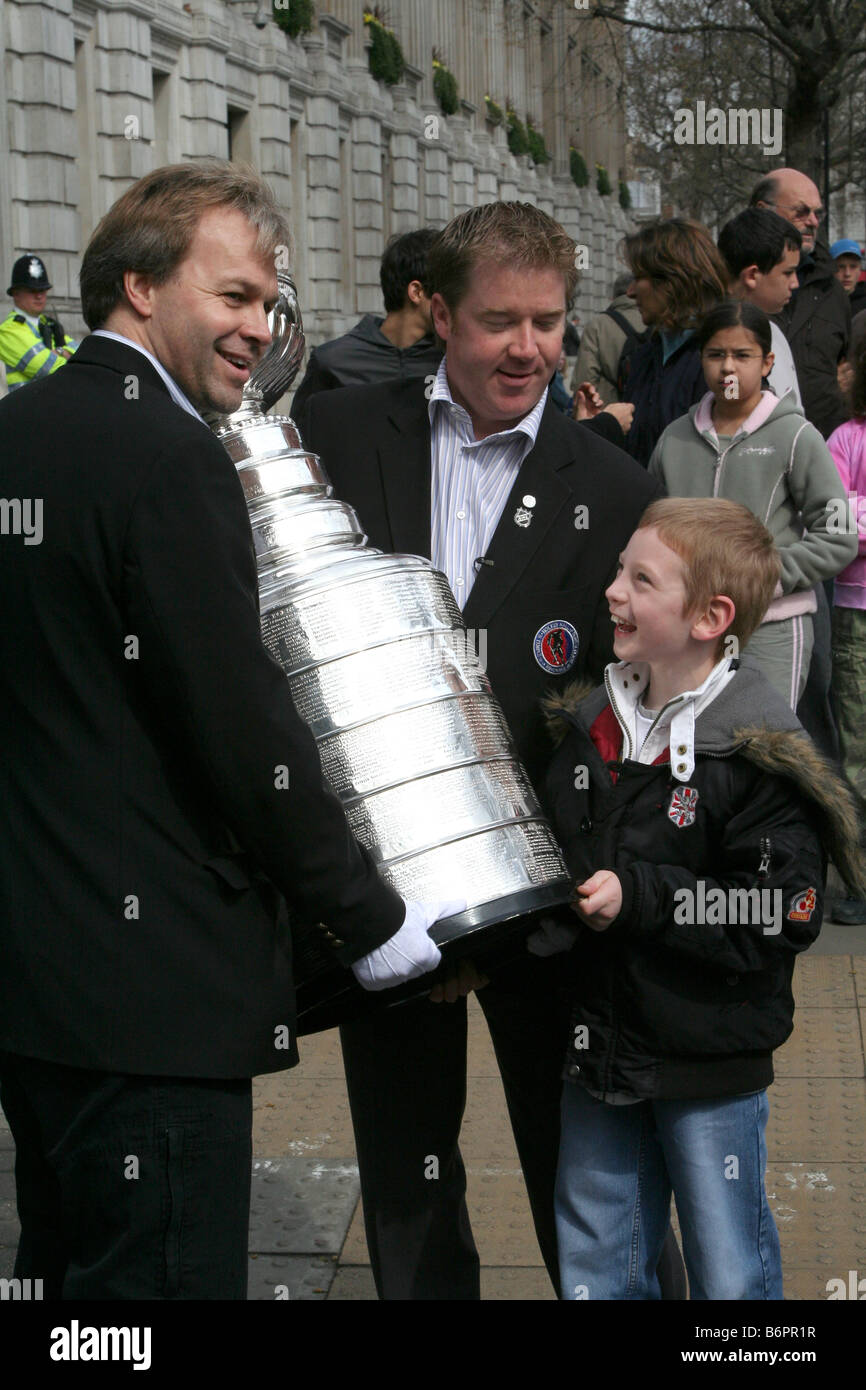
top-left (301, 202), bottom-right (667, 1300)
top-left (0, 161), bottom-right (451, 1300)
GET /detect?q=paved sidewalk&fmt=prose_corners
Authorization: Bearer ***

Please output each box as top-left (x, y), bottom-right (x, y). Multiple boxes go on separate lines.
top-left (2, 919), bottom-right (865, 1301)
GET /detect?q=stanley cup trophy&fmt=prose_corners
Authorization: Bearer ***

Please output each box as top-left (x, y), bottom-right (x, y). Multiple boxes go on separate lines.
top-left (210, 275), bottom-right (572, 1032)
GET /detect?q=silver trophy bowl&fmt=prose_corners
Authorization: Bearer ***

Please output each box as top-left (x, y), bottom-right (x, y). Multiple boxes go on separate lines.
top-left (211, 274), bottom-right (572, 1031)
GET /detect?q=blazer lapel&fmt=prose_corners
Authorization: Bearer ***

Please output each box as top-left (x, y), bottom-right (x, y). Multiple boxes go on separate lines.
top-left (463, 405), bottom-right (574, 630)
top-left (377, 391), bottom-right (432, 558)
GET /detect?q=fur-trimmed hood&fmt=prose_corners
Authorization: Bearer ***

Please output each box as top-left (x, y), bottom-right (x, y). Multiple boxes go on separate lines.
top-left (544, 659), bottom-right (866, 898)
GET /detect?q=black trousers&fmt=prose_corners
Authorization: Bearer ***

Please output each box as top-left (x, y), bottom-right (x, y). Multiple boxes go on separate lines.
top-left (0, 1051), bottom-right (252, 1299)
top-left (796, 580), bottom-right (840, 765)
top-left (340, 955), bottom-right (687, 1300)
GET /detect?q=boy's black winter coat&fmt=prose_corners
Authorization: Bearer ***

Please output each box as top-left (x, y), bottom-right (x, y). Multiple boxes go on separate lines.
top-left (544, 662), bottom-right (863, 1100)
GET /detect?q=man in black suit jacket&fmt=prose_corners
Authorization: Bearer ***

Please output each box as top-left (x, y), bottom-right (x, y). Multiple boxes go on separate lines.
top-left (0, 161), bottom-right (450, 1299)
top-left (301, 202), bottom-right (666, 1299)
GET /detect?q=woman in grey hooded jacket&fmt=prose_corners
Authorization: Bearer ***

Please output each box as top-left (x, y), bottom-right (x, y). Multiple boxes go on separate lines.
top-left (649, 301), bottom-right (857, 708)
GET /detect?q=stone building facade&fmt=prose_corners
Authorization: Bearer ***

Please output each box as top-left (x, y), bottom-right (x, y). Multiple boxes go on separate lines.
top-left (0, 0), bottom-right (633, 358)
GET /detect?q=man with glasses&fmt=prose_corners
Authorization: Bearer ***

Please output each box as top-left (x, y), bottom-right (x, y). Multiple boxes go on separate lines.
top-left (751, 168), bottom-right (851, 439)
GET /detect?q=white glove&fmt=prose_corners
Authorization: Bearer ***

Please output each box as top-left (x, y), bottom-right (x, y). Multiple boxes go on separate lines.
top-left (351, 898), bottom-right (467, 992)
top-left (526, 916), bottom-right (580, 957)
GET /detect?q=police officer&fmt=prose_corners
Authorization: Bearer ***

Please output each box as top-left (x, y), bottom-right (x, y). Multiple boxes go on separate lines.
top-left (0, 254), bottom-right (76, 390)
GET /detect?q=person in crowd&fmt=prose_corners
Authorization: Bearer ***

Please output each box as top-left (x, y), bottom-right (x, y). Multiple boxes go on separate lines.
top-left (751, 169), bottom-right (851, 440)
top-left (0, 160), bottom-right (454, 1300)
top-left (648, 300), bottom-right (856, 708)
top-left (300, 200), bottom-right (682, 1301)
top-left (539, 496), bottom-right (863, 1299)
top-left (619, 218), bottom-right (729, 467)
top-left (717, 208), bottom-right (802, 407)
top-left (571, 271), bottom-right (646, 405)
top-left (549, 346), bottom-right (574, 414)
top-left (830, 238), bottom-right (866, 316)
top-left (563, 312), bottom-right (582, 359)
top-left (750, 171), bottom-right (851, 761)
top-left (827, 337), bottom-right (866, 924)
top-left (291, 227), bottom-right (442, 416)
top-left (0, 254), bottom-right (77, 390)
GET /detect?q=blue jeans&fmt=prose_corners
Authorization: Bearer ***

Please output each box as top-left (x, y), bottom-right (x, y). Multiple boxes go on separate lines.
top-left (555, 1082), bottom-right (783, 1300)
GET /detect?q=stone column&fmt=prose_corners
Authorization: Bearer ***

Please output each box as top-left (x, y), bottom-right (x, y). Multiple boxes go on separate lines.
top-left (5, 0), bottom-right (79, 305)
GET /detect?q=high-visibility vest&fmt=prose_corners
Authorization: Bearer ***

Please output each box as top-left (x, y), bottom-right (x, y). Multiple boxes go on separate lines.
top-left (0, 311), bottom-right (76, 389)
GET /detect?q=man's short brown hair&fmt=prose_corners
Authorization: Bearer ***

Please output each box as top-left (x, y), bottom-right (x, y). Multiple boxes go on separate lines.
top-left (623, 218), bottom-right (729, 331)
top-left (425, 201), bottom-right (580, 311)
top-left (80, 160), bottom-right (292, 329)
top-left (638, 497), bottom-right (780, 650)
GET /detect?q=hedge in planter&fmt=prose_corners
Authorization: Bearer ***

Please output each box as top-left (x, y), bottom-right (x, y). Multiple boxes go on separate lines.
top-left (619, 179), bottom-right (632, 211)
top-left (569, 148), bottom-right (589, 188)
top-left (485, 95), bottom-right (504, 126)
top-left (363, 10), bottom-right (405, 86)
top-left (433, 59), bottom-right (459, 116)
top-left (596, 163), bottom-right (613, 196)
top-left (527, 120), bottom-right (550, 165)
top-left (272, 0), bottom-right (314, 38)
top-left (506, 110), bottom-right (529, 157)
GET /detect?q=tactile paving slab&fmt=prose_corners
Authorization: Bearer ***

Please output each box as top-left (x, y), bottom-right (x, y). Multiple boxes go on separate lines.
top-left (461, 1078), bottom-right (522, 1158)
top-left (248, 1157), bottom-right (360, 1255)
top-left (853, 956), bottom-right (866, 1008)
top-left (783, 1266), bottom-right (865, 1300)
top-left (773, 1008), bottom-right (864, 1077)
top-left (247, 1253), bottom-right (338, 1300)
top-left (327, 1266), bottom-right (377, 1300)
top-left (341, 1163), bottom-right (545, 1268)
top-left (480, 1267), bottom-right (557, 1300)
top-left (291, 1027), bottom-right (345, 1078)
top-left (766, 1078), bottom-right (866, 1162)
top-left (792, 954), bottom-right (857, 1009)
top-left (252, 1078), bottom-right (356, 1156)
top-left (467, 995), bottom-right (503, 1078)
top-left (767, 1163), bottom-right (866, 1269)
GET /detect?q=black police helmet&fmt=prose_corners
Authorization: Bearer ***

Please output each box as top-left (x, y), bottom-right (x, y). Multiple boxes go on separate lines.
top-left (7, 254), bottom-right (52, 295)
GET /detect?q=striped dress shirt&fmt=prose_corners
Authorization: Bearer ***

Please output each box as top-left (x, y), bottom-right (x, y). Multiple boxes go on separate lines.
top-left (428, 358), bottom-right (548, 608)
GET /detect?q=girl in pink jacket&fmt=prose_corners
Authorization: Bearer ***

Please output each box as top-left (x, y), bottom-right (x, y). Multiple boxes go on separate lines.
top-left (828, 339), bottom-right (866, 922)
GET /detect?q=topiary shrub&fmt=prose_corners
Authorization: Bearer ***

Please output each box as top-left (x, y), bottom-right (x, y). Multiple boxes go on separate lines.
top-left (619, 178), bottom-right (632, 210)
top-left (569, 147), bottom-right (589, 187)
top-left (363, 9), bottom-right (405, 86)
top-left (506, 109), bottom-right (529, 157)
top-left (272, 0), bottom-right (314, 38)
top-left (596, 163), bottom-right (613, 196)
top-left (432, 58), bottom-right (459, 116)
top-left (527, 120), bottom-right (550, 165)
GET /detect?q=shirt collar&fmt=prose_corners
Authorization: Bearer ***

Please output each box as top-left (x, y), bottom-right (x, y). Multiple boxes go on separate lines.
top-left (605, 655), bottom-right (737, 776)
top-left (92, 330), bottom-right (205, 423)
top-left (427, 356), bottom-right (548, 446)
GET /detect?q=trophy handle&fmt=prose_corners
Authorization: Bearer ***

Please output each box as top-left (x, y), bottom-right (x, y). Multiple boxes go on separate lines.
top-left (252, 271), bottom-right (307, 414)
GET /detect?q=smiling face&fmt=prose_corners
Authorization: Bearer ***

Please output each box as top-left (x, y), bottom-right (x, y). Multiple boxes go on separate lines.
top-left (121, 206), bottom-right (278, 416)
top-left (431, 261), bottom-right (566, 439)
top-left (606, 527), bottom-right (698, 667)
top-left (700, 326), bottom-right (773, 414)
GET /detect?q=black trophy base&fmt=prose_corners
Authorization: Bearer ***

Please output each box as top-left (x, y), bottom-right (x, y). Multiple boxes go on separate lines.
top-left (292, 879), bottom-right (573, 1036)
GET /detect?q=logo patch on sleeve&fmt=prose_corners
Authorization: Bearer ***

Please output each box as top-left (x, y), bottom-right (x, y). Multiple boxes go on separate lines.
top-left (667, 786), bottom-right (698, 828)
top-left (787, 887), bottom-right (817, 922)
top-left (533, 620), bottom-right (578, 674)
